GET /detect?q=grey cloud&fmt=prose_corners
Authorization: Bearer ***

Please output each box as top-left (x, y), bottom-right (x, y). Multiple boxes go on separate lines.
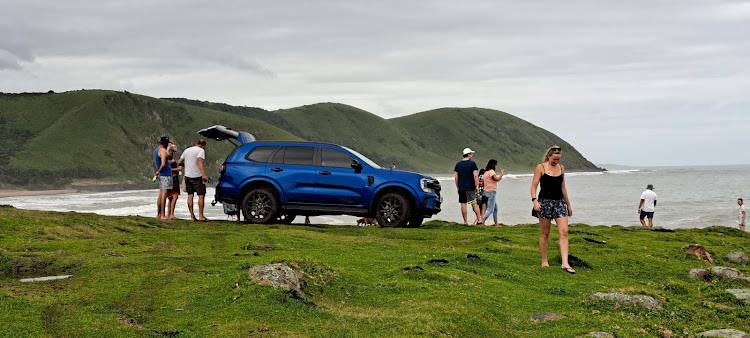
top-left (0, 50), bottom-right (22, 70)
top-left (1, 0), bottom-right (749, 165)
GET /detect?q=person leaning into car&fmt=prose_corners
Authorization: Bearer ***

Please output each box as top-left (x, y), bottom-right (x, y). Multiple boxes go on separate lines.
top-left (178, 139), bottom-right (210, 222)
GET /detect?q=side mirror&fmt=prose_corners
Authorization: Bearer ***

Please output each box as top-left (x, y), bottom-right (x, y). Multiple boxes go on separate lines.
top-left (351, 160), bottom-right (363, 173)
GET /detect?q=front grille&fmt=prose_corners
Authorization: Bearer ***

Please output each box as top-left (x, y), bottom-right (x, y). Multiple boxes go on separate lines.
top-left (427, 180), bottom-right (441, 196)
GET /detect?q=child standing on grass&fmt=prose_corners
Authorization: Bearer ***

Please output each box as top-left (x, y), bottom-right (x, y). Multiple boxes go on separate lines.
top-left (472, 169), bottom-right (488, 225)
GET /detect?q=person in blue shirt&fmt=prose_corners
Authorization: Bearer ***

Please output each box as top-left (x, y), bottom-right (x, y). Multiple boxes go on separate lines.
top-left (154, 136), bottom-right (172, 220)
top-left (454, 148), bottom-right (483, 225)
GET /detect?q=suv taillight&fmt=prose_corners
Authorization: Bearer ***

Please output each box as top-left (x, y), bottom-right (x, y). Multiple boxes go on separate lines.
top-left (220, 164), bottom-right (226, 173)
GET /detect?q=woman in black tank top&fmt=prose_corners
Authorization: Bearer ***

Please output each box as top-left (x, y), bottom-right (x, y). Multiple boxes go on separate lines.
top-left (530, 146), bottom-right (575, 274)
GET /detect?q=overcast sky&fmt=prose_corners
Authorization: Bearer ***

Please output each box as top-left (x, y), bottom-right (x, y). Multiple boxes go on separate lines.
top-left (1, 0), bottom-right (749, 166)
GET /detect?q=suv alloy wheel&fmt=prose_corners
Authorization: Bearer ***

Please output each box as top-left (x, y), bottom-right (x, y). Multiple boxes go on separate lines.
top-left (241, 188), bottom-right (278, 224)
top-left (375, 192), bottom-right (412, 228)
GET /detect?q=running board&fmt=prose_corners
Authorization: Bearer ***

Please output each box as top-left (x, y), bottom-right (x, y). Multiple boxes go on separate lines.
top-left (282, 204), bottom-right (370, 217)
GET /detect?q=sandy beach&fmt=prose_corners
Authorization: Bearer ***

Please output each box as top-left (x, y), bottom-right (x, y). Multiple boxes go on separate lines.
top-left (0, 189), bottom-right (77, 198)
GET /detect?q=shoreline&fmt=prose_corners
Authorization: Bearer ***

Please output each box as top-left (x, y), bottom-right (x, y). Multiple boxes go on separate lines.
top-left (0, 189), bottom-right (78, 198)
top-left (0, 182), bottom-right (170, 198)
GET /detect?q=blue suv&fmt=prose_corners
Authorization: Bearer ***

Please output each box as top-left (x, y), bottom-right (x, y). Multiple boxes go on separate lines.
top-left (199, 126), bottom-right (442, 227)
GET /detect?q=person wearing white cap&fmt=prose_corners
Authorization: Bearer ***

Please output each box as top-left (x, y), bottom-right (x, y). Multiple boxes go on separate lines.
top-left (454, 148), bottom-right (483, 225)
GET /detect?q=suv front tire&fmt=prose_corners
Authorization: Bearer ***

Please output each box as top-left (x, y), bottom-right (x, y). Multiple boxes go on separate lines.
top-left (375, 192), bottom-right (412, 228)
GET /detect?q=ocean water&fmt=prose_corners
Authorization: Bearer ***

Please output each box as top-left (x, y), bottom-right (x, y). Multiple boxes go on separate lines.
top-left (1, 166), bottom-right (748, 229)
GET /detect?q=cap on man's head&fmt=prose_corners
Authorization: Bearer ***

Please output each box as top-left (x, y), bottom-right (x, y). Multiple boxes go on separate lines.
top-left (647, 184), bottom-right (654, 190)
top-left (462, 148), bottom-right (475, 155)
top-left (159, 136), bottom-right (170, 145)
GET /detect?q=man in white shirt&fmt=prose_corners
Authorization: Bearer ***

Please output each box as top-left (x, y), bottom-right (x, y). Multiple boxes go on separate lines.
top-left (178, 139), bottom-right (209, 221)
top-left (638, 184), bottom-right (657, 228)
top-left (738, 198), bottom-right (746, 232)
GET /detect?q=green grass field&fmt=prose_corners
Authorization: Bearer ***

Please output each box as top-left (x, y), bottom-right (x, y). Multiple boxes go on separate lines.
top-left (1, 207), bottom-right (748, 336)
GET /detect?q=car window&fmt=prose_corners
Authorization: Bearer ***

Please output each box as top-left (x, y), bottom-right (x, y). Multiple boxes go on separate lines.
top-left (271, 147), bottom-right (285, 164)
top-left (321, 148), bottom-right (354, 168)
top-left (283, 146), bottom-right (314, 166)
top-left (246, 146), bottom-right (278, 163)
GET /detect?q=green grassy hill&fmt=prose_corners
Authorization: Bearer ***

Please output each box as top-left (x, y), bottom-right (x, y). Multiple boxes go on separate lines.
top-left (0, 90), bottom-right (598, 188)
top-left (391, 108), bottom-right (599, 172)
top-left (0, 91), bottom-right (300, 187)
top-left (1, 207), bottom-right (748, 336)
top-left (275, 103), bottom-right (454, 173)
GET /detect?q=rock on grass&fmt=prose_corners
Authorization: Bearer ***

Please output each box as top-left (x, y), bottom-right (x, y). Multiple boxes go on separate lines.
top-left (725, 252), bottom-right (748, 264)
top-left (248, 263), bottom-right (302, 294)
top-left (685, 244), bottom-right (714, 263)
top-left (689, 268), bottom-right (710, 282)
top-left (725, 289), bottom-right (750, 304)
top-left (710, 267), bottom-right (750, 283)
top-left (529, 312), bottom-right (566, 321)
top-left (587, 292), bottom-right (663, 310)
top-left (576, 332), bottom-right (615, 338)
top-left (697, 329), bottom-right (750, 337)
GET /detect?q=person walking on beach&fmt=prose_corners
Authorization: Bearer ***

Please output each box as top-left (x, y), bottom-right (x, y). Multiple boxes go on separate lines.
top-left (154, 136), bottom-right (172, 220)
top-left (530, 146), bottom-right (575, 274)
top-left (472, 169), bottom-right (488, 225)
top-left (455, 148), bottom-right (483, 225)
top-left (738, 198), bottom-right (746, 232)
top-left (166, 143), bottom-right (181, 220)
top-left (482, 159), bottom-right (504, 227)
top-left (638, 184), bottom-right (657, 228)
top-left (178, 139), bottom-right (210, 222)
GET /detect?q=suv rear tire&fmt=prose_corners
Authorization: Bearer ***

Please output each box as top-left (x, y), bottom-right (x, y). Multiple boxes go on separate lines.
top-left (375, 192), bottom-right (412, 228)
top-left (406, 216), bottom-right (424, 228)
top-left (275, 213), bottom-right (296, 224)
top-left (241, 188), bottom-right (278, 224)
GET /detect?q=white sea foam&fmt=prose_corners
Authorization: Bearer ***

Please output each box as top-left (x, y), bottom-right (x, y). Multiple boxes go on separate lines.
top-left (2, 166), bottom-right (749, 229)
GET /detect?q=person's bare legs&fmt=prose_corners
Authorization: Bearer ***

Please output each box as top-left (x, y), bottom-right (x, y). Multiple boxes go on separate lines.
top-left (640, 216), bottom-right (646, 227)
top-left (460, 203), bottom-right (468, 224)
top-left (471, 203), bottom-right (484, 225)
top-left (156, 190), bottom-right (168, 219)
top-left (198, 195), bottom-right (207, 220)
top-left (168, 195), bottom-right (178, 219)
top-left (556, 216), bottom-right (574, 272)
top-left (741, 224), bottom-right (746, 232)
top-left (187, 194), bottom-right (196, 221)
top-left (539, 217), bottom-right (551, 267)
top-left (648, 217), bottom-right (653, 228)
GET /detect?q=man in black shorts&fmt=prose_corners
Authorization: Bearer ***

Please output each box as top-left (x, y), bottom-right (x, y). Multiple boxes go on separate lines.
top-left (179, 139), bottom-right (210, 221)
top-left (454, 148), bottom-right (483, 225)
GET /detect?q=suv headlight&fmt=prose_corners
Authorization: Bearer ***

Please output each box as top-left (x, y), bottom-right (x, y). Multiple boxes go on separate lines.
top-left (420, 178), bottom-right (440, 193)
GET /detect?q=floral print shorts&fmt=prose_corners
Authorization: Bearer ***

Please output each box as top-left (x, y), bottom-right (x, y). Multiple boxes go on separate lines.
top-left (532, 198), bottom-right (569, 219)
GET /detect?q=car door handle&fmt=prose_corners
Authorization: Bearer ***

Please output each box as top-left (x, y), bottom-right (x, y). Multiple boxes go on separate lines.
top-left (271, 168), bottom-right (283, 172)
top-left (318, 171), bottom-right (331, 175)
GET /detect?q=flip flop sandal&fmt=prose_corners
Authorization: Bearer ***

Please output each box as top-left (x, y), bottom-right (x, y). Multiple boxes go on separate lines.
top-left (561, 267), bottom-right (576, 274)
